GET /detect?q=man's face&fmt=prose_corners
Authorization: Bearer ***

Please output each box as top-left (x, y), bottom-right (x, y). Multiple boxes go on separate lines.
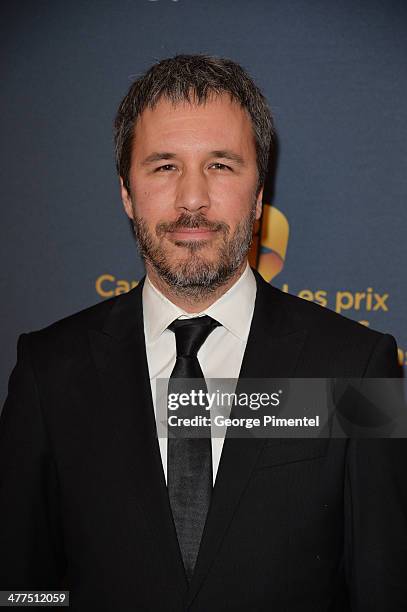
top-left (120, 93), bottom-right (263, 294)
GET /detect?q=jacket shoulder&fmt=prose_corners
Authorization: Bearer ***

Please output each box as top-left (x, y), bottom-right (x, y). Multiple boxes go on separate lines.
top-left (262, 283), bottom-right (399, 376)
top-left (23, 285), bottom-right (141, 355)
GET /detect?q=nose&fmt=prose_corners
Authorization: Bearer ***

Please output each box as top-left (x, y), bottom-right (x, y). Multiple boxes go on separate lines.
top-left (174, 168), bottom-right (210, 213)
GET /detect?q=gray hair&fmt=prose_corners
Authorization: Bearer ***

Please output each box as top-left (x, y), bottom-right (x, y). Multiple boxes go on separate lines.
top-left (114, 54), bottom-right (274, 194)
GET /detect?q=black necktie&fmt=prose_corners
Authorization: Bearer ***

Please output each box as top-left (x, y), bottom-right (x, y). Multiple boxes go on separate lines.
top-left (167, 315), bottom-right (221, 581)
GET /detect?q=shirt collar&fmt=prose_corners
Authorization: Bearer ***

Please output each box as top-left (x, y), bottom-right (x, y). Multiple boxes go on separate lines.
top-left (142, 262), bottom-right (257, 344)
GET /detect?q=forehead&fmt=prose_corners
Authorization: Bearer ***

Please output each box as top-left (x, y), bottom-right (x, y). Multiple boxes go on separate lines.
top-left (132, 93), bottom-right (256, 156)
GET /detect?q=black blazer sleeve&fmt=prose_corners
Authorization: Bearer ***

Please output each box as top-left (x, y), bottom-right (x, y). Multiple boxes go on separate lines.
top-left (345, 334), bottom-right (407, 610)
top-left (0, 334), bottom-right (66, 590)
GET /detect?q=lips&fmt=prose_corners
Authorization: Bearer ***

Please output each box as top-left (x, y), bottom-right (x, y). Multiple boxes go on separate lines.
top-left (168, 228), bottom-right (217, 240)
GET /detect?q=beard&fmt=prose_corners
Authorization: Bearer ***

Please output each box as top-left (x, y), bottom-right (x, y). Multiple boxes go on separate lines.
top-left (132, 201), bottom-right (257, 299)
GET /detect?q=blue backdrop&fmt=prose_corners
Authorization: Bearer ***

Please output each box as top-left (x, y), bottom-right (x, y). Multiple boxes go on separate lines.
top-left (1, 0), bottom-right (406, 403)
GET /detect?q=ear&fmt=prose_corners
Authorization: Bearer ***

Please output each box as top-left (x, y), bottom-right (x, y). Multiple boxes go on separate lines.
top-left (255, 185), bottom-right (264, 221)
top-left (120, 177), bottom-right (134, 220)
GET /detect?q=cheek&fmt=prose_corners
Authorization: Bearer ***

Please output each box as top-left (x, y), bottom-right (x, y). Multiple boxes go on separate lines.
top-left (210, 186), bottom-right (255, 218)
top-left (133, 177), bottom-right (175, 214)
top-left (132, 186), bottom-right (159, 218)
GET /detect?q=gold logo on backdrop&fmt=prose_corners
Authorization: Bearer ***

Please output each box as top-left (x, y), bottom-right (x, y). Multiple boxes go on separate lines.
top-left (95, 274), bottom-right (138, 297)
top-left (248, 204), bottom-right (289, 281)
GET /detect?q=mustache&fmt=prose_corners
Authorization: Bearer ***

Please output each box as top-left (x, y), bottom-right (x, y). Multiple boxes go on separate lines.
top-left (155, 212), bottom-right (230, 236)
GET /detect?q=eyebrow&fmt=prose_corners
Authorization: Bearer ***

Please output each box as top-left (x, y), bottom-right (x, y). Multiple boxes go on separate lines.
top-left (141, 150), bottom-right (246, 166)
top-left (141, 152), bottom-right (177, 165)
top-left (210, 150), bottom-right (245, 166)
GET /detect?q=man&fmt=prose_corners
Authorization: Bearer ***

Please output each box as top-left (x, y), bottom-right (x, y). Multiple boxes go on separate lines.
top-left (0, 55), bottom-right (405, 611)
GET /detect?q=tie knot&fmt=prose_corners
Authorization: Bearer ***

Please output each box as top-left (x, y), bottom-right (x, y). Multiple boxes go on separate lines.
top-left (168, 315), bottom-right (221, 357)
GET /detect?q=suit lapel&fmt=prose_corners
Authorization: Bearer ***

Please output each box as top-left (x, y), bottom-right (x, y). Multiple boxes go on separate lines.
top-left (87, 280), bottom-right (188, 598)
top-left (186, 271), bottom-right (308, 606)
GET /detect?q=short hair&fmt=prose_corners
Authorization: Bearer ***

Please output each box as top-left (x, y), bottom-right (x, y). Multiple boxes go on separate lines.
top-left (114, 54), bottom-right (274, 194)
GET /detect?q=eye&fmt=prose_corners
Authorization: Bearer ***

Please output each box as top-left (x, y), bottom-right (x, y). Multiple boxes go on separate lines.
top-left (210, 162), bottom-right (232, 171)
top-left (155, 164), bottom-right (177, 172)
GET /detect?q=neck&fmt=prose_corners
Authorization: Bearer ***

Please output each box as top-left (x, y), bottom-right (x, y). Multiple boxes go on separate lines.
top-left (145, 260), bottom-right (248, 313)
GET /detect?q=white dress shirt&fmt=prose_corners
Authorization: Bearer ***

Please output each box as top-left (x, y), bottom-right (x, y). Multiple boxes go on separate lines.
top-left (142, 262), bottom-right (257, 485)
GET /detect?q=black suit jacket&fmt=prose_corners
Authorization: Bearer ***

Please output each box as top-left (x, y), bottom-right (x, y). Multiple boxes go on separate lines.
top-left (0, 270), bottom-right (405, 611)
